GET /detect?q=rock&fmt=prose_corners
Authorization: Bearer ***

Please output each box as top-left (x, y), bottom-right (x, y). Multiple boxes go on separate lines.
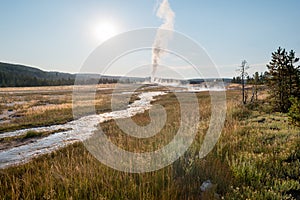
top-left (200, 180), bottom-right (221, 199)
top-left (200, 180), bottom-right (213, 192)
top-left (257, 118), bottom-right (266, 123)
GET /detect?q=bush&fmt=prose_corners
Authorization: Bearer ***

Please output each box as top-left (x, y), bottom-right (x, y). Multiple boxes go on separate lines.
top-left (288, 97), bottom-right (300, 126)
top-left (231, 105), bottom-right (252, 120)
top-left (23, 130), bottom-right (42, 139)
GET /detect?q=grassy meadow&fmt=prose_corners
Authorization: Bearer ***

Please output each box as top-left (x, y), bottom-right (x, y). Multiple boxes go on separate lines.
top-left (0, 85), bottom-right (299, 199)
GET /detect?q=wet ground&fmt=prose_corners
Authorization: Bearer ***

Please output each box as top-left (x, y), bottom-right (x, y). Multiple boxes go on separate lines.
top-left (0, 83), bottom-right (228, 169)
top-left (0, 91), bottom-right (165, 168)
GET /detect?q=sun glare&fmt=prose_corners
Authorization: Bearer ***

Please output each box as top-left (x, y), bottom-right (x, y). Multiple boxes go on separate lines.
top-left (94, 21), bottom-right (118, 42)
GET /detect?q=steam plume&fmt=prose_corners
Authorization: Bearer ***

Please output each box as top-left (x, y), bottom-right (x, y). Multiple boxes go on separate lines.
top-left (151, 0), bottom-right (175, 82)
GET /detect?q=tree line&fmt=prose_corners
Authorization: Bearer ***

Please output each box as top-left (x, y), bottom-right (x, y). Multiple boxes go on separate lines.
top-left (231, 72), bottom-right (267, 85)
top-left (0, 72), bottom-right (120, 87)
top-left (0, 72), bottom-right (74, 87)
top-left (233, 47), bottom-right (300, 126)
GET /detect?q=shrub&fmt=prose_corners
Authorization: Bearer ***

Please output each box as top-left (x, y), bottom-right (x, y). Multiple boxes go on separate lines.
top-left (288, 97), bottom-right (300, 126)
top-left (231, 105), bottom-right (252, 120)
top-left (23, 130), bottom-right (42, 139)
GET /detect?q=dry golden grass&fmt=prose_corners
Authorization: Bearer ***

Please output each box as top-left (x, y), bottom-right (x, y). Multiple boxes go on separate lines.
top-left (0, 83), bottom-right (116, 93)
top-left (0, 88), bottom-right (299, 199)
top-left (0, 84), bottom-right (121, 132)
top-left (0, 90), bottom-right (223, 199)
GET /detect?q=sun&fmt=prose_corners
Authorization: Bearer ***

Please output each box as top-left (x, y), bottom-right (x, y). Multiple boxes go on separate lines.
top-left (94, 21), bottom-right (118, 42)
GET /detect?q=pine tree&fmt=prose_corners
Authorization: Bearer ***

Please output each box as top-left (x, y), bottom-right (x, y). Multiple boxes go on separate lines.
top-left (266, 47), bottom-right (300, 112)
top-left (253, 72), bottom-right (260, 100)
top-left (287, 50), bottom-right (300, 97)
top-left (231, 77), bottom-right (236, 83)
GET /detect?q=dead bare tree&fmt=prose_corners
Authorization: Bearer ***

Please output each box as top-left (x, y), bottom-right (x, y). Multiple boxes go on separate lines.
top-left (236, 60), bottom-right (249, 104)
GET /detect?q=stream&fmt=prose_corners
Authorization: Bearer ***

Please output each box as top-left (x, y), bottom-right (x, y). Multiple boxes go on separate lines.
top-left (0, 92), bottom-right (165, 169)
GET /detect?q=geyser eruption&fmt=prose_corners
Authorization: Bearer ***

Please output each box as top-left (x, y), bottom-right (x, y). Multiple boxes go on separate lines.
top-left (151, 0), bottom-right (175, 82)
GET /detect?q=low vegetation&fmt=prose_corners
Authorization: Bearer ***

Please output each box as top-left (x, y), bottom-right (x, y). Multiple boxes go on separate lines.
top-left (0, 86), bottom-right (123, 132)
top-left (0, 89), bottom-right (299, 199)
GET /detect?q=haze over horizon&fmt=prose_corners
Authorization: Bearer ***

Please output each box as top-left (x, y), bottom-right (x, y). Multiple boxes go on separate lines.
top-left (1, 0), bottom-right (300, 78)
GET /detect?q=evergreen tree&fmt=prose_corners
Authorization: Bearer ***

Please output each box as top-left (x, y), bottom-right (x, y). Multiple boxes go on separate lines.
top-left (231, 77), bottom-right (236, 83)
top-left (266, 47), bottom-right (300, 112)
top-left (253, 72), bottom-right (260, 100)
top-left (287, 50), bottom-right (300, 97)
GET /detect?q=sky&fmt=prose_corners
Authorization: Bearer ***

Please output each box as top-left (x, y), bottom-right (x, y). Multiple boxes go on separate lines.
top-left (0, 0), bottom-right (300, 78)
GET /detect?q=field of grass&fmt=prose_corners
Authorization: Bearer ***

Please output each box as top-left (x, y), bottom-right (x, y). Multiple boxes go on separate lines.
top-left (0, 84), bottom-right (143, 133)
top-left (0, 86), bottom-right (299, 199)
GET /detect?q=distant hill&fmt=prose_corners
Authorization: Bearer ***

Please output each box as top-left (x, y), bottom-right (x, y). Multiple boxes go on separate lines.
top-left (0, 62), bottom-right (233, 87)
top-left (0, 62), bottom-right (120, 87)
top-left (0, 62), bottom-right (76, 87)
top-left (0, 62), bottom-right (75, 80)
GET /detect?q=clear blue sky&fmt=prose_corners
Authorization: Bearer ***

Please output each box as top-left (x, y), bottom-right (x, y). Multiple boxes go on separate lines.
top-left (1, 0), bottom-right (300, 78)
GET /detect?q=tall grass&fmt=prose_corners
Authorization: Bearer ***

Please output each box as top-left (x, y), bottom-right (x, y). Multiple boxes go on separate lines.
top-left (0, 89), bottom-right (299, 199)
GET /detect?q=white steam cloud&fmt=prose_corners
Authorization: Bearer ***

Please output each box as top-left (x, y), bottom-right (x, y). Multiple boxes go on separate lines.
top-left (151, 0), bottom-right (175, 82)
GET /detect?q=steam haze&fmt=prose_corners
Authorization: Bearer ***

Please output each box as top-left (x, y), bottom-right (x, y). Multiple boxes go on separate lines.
top-left (151, 0), bottom-right (175, 82)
